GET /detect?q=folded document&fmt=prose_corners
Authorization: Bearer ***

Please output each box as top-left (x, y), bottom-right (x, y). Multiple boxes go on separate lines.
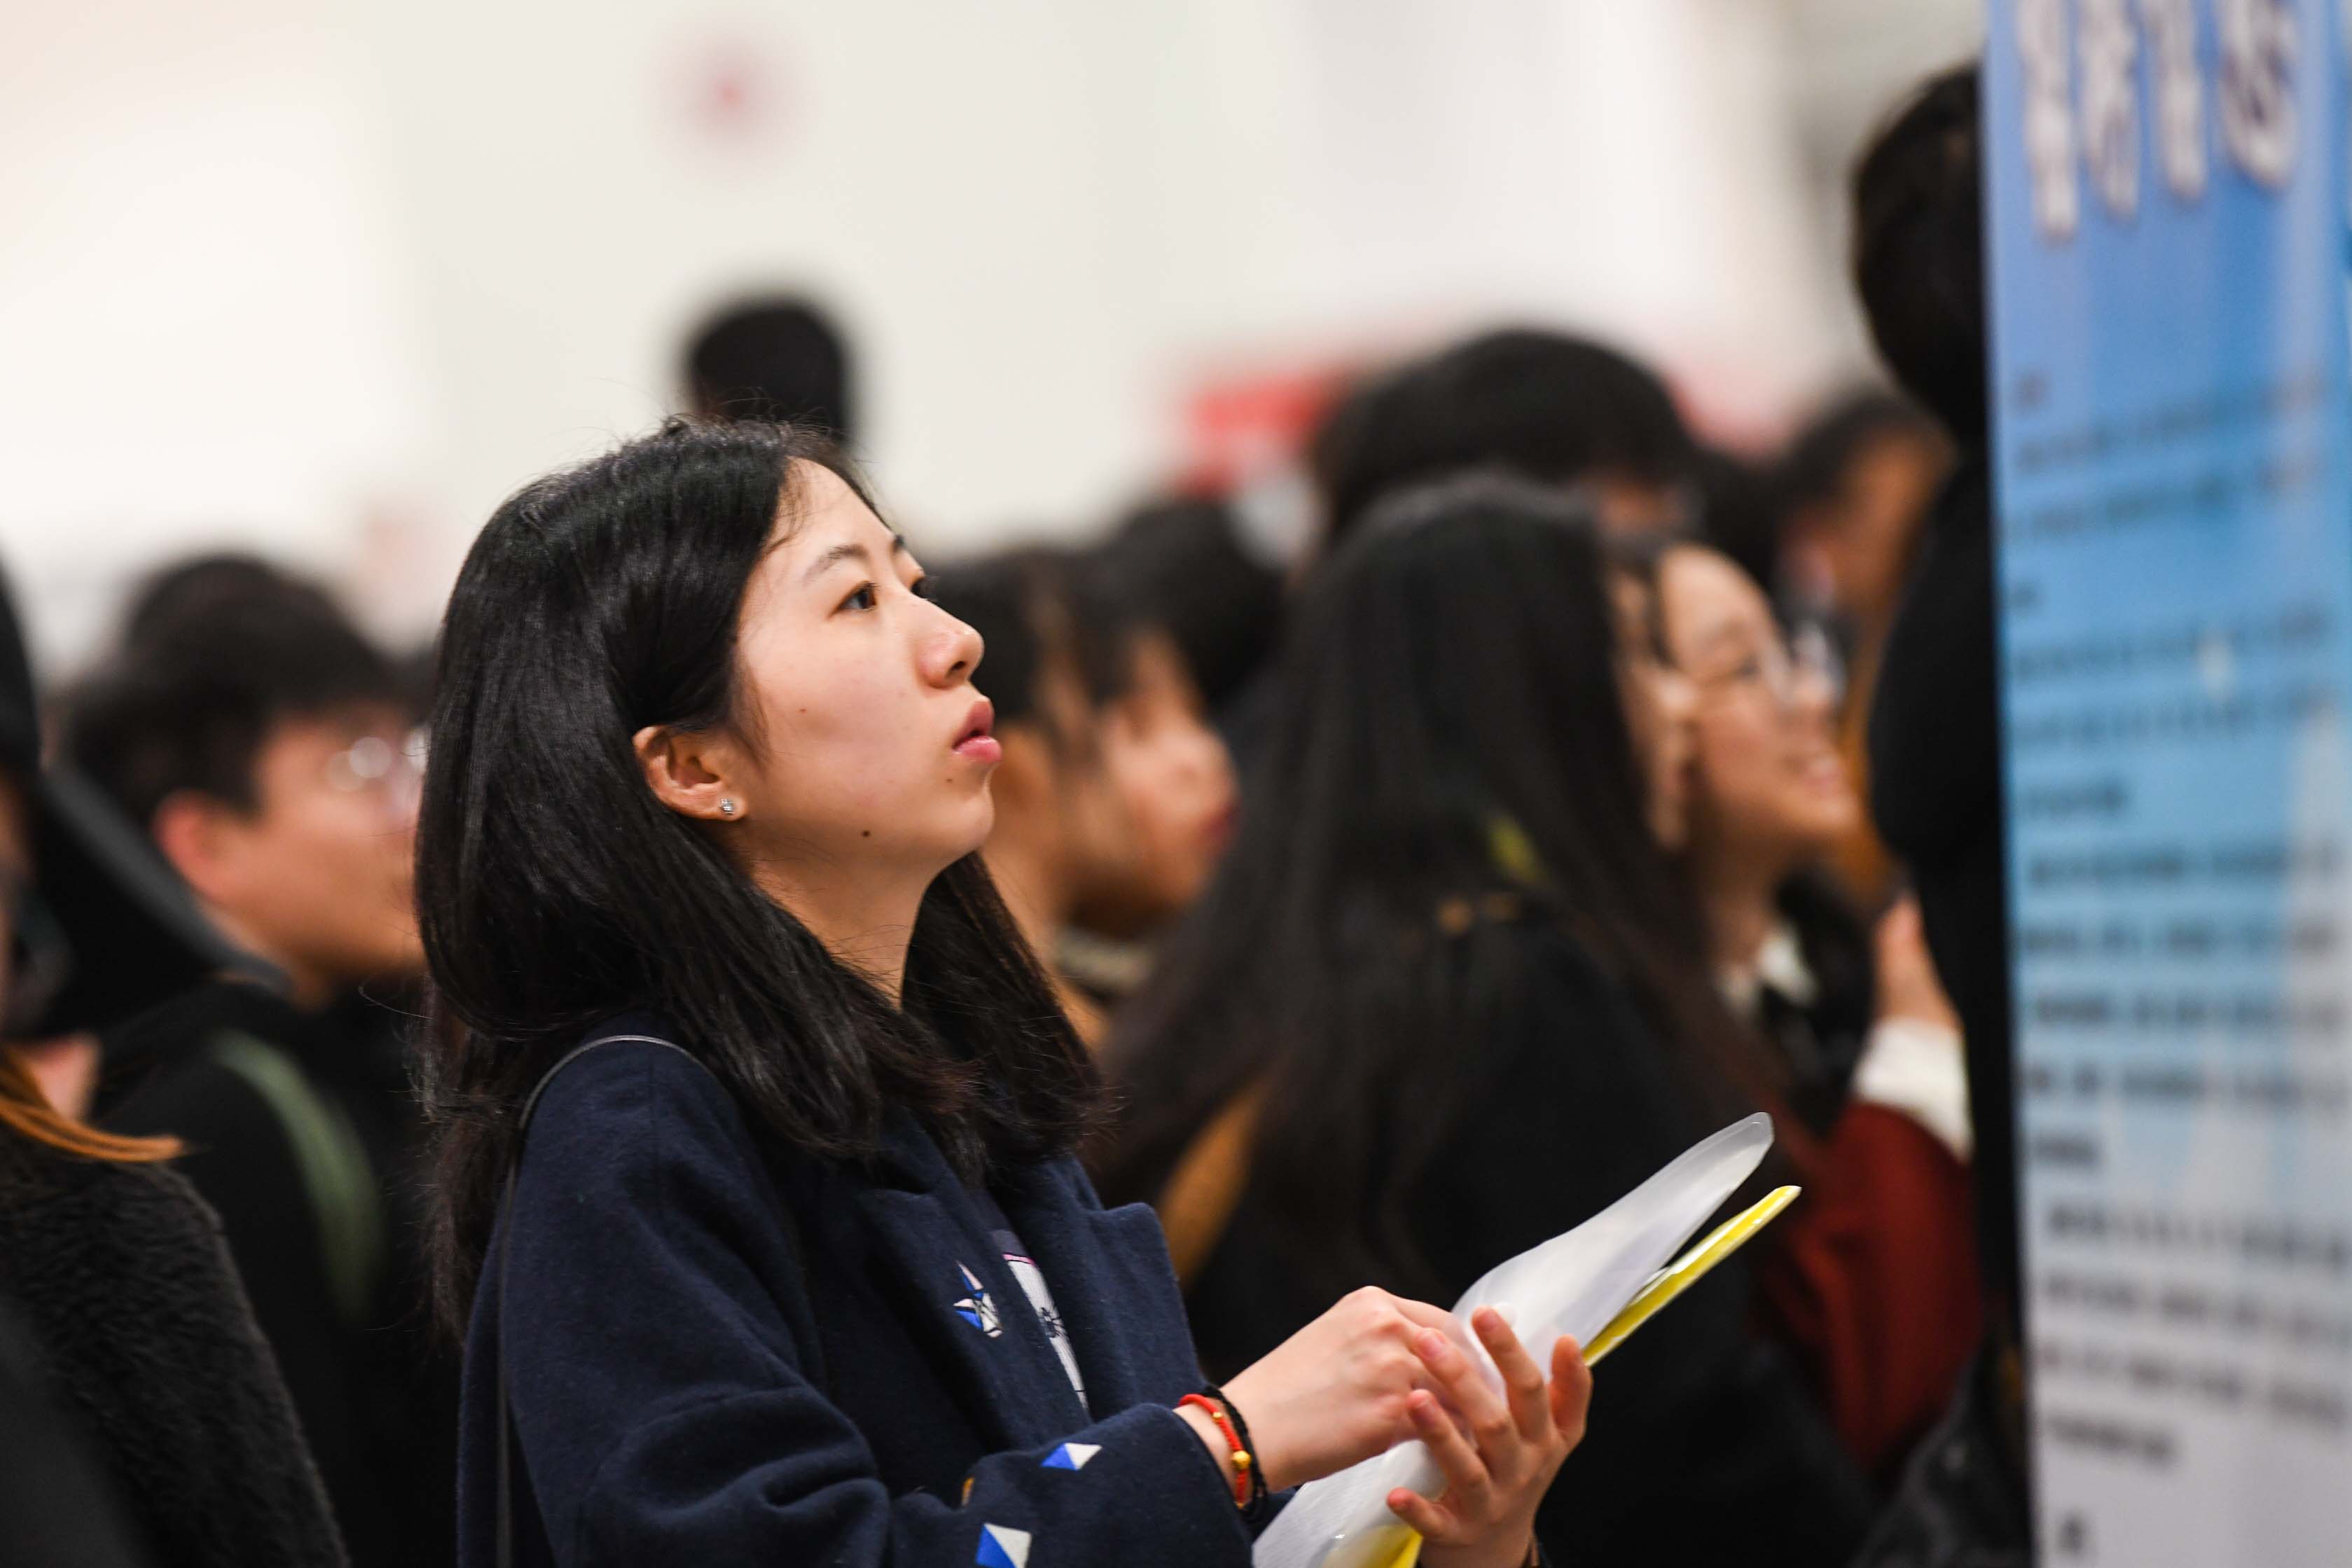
top-left (1252, 1113), bottom-right (1794, 1568)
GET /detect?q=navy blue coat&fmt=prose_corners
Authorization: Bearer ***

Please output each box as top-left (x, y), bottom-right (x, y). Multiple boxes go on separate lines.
top-left (457, 1024), bottom-right (1260, 1568)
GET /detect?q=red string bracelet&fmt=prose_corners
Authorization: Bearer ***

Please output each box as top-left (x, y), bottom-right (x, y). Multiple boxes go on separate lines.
top-left (1176, 1392), bottom-right (1254, 1508)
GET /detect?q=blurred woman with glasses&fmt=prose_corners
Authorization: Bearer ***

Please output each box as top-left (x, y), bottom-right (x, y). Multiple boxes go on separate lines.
top-left (1628, 534), bottom-right (1980, 1483)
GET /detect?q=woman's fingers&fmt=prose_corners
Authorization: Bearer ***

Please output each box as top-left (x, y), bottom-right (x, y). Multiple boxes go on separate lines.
top-left (1548, 1335), bottom-right (1593, 1448)
top-left (1389, 1296), bottom-right (1461, 1336)
top-left (1411, 1325), bottom-right (1512, 1452)
top-left (1385, 1485), bottom-right (1456, 1539)
top-left (1406, 1388), bottom-right (1492, 1520)
top-left (1469, 1307), bottom-right (1553, 1445)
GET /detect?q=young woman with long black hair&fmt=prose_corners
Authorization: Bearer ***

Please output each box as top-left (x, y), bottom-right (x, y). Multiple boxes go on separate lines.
top-left (1627, 534), bottom-right (1979, 1479)
top-left (418, 419), bottom-right (1589, 1568)
top-left (1095, 474), bottom-right (1876, 1568)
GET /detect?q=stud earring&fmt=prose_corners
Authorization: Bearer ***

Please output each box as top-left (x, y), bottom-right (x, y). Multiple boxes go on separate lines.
top-left (718, 798), bottom-right (738, 817)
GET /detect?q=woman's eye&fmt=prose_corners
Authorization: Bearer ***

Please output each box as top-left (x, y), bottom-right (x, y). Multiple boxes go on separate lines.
top-left (908, 575), bottom-right (934, 602)
top-left (841, 583), bottom-right (878, 613)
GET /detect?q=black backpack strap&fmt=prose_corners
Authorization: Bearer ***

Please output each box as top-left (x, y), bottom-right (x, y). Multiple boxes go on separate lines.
top-left (494, 1034), bottom-right (697, 1568)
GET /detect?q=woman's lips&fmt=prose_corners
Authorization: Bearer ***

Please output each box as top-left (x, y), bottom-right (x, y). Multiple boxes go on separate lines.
top-left (953, 698), bottom-right (1000, 763)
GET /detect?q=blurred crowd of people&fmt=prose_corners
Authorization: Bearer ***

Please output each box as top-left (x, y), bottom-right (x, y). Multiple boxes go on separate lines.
top-left (0, 61), bottom-right (2024, 1568)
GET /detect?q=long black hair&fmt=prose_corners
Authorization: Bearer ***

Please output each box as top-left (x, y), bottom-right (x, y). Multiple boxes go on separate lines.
top-left (1095, 473), bottom-right (1771, 1297)
top-left (417, 418), bottom-right (1095, 1330)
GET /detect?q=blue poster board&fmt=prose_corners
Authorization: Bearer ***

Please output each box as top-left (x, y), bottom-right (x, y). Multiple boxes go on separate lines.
top-left (1986, 1), bottom-right (2352, 1561)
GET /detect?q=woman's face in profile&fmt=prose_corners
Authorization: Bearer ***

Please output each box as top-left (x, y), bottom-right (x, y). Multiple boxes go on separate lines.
top-left (1081, 632), bottom-right (1236, 936)
top-left (722, 463), bottom-right (1004, 880)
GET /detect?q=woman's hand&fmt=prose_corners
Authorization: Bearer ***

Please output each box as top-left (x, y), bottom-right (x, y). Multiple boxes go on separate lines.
top-left (1874, 896), bottom-right (1958, 1031)
top-left (1385, 1306), bottom-right (1592, 1568)
top-left (1209, 1286), bottom-right (1462, 1490)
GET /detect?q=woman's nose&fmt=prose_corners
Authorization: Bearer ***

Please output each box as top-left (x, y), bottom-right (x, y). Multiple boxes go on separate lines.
top-left (921, 602), bottom-right (985, 687)
top-left (1792, 665), bottom-right (1839, 727)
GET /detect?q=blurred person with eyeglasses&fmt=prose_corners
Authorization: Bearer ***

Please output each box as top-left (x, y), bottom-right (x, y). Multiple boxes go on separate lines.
top-left (57, 556), bottom-right (455, 1568)
top-left (1618, 532), bottom-right (1979, 1487)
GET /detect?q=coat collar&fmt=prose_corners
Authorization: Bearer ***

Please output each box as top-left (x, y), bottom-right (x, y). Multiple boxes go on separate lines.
top-left (849, 1117), bottom-right (1196, 1447)
top-left (992, 1159), bottom-right (1189, 1414)
top-left (850, 1113), bottom-right (1093, 1446)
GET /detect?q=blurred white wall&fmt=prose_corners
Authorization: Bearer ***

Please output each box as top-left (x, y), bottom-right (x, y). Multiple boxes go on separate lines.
top-left (0, 0), bottom-right (1977, 674)
top-left (0, 0), bottom-right (443, 669)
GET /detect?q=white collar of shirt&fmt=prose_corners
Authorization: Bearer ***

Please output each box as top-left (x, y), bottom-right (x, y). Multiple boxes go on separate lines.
top-left (1718, 919), bottom-right (1818, 1018)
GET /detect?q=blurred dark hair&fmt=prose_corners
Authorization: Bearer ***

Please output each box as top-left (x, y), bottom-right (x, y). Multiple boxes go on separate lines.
top-left (119, 553), bottom-right (344, 650)
top-left (417, 417), bottom-right (1095, 1331)
top-left (62, 567), bottom-right (406, 833)
top-left (1778, 391), bottom-right (1947, 519)
top-left (682, 296), bottom-right (856, 441)
top-left (1097, 473), bottom-right (1765, 1296)
top-left (927, 547), bottom-right (1155, 740)
top-left (1093, 497), bottom-right (1282, 715)
top-left (1852, 67), bottom-right (1985, 441)
top-left (1310, 328), bottom-right (1698, 546)
top-left (1689, 447), bottom-right (1780, 594)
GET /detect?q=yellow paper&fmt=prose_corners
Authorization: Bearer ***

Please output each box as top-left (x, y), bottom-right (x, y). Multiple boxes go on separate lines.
top-left (1581, 1185), bottom-right (1800, 1366)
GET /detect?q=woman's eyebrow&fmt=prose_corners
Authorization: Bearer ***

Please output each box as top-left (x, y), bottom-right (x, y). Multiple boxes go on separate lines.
top-left (800, 532), bottom-right (909, 586)
top-left (1682, 619), bottom-right (1755, 663)
top-left (801, 541), bottom-right (875, 585)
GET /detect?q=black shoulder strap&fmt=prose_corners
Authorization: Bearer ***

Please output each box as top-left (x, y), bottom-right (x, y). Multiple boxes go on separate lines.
top-left (494, 1034), bottom-right (696, 1568)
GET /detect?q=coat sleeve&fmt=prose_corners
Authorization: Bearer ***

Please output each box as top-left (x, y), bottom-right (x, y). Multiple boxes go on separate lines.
top-left (501, 1050), bottom-right (1255, 1568)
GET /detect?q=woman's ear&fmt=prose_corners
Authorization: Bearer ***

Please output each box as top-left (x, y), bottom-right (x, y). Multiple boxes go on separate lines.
top-left (633, 725), bottom-right (745, 822)
top-left (151, 789), bottom-right (240, 904)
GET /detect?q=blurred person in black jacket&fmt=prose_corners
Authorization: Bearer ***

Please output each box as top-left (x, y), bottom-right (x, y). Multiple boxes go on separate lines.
top-left (1846, 63), bottom-right (2034, 1567)
top-left (1852, 64), bottom-right (2010, 1354)
top-left (63, 558), bottom-right (455, 1568)
top-left (1097, 476), bottom-right (1874, 1568)
top-left (0, 565), bottom-right (345, 1567)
